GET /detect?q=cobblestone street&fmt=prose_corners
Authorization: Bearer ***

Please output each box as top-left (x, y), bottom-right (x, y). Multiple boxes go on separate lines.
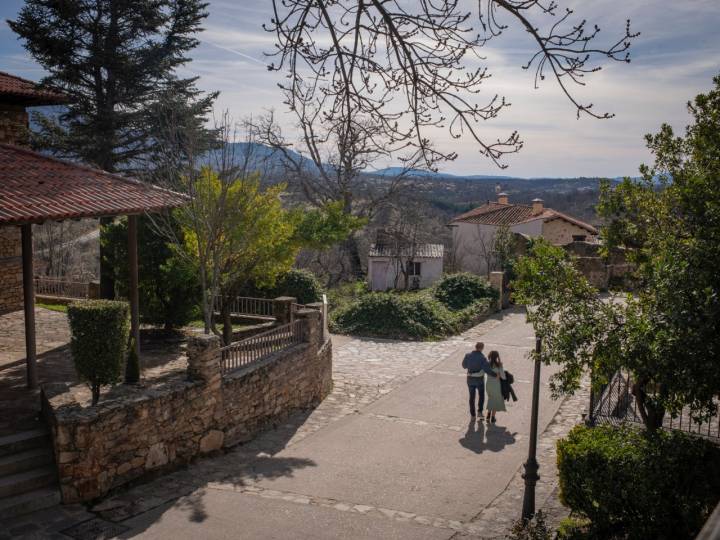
top-left (4, 308), bottom-right (588, 539)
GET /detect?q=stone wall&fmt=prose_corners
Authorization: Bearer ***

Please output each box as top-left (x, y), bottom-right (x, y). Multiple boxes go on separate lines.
top-left (42, 310), bottom-right (332, 503)
top-left (0, 103), bottom-right (29, 146)
top-left (563, 241), bottom-right (635, 290)
top-left (0, 226), bottom-right (23, 314)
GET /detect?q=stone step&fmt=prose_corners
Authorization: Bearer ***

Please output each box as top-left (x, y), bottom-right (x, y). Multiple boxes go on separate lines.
top-left (0, 447), bottom-right (54, 476)
top-left (0, 429), bottom-right (49, 457)
top-left (0, 487), bottom-right (61, 521)
top-left (0, 466), bottom-right (57, 499)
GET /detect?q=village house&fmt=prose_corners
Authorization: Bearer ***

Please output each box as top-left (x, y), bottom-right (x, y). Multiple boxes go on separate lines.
top-left (367, 233), bottom-right (444, 291)
top-left (449, 193), bottom-right (599, 276)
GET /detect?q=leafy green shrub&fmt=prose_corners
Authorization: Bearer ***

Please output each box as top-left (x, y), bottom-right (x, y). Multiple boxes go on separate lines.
top-left (67, 300), bottom-right (130, 405)
top-left (556, 516), bottom-right (593, 540)
top-left (327, 281), bottom-right (368, 313)
top-left (434, 272), bottom-right (496, 310)
top-left (557, 424), bottom-right (720, 540)
top-left (507, 511), bottom-right (552, 540)
top-left (331, 292), bottom-right (457, 339)
top-left (269, 269), bottom-right (324, 305)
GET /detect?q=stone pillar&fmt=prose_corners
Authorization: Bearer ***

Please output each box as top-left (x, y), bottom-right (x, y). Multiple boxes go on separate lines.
top-left (88, 280), bottom-right (101, 299)
top-left (489, 271), bottom-right (506, 310)
top-left (187, 333), bottom-right (222, 384)
top-left (295, 308), bottom-right (321, 348)
top-left (306, 302), bottom-right (325, 342)
top-left (273, 296), bottom-right (297, 325)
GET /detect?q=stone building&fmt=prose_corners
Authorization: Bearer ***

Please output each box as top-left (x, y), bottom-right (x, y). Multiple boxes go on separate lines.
top-left (0, 72), bottom-right (68, 313)
top-left (449, 193), bottom-right (599, 276)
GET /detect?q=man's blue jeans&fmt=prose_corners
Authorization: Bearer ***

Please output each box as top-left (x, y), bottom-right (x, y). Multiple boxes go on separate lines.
top-left (467, 378), bottom-right (485, 415)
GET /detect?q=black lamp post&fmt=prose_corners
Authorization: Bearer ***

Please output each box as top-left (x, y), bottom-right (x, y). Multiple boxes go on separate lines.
top-left (521, 335), bottom-right (542, 521)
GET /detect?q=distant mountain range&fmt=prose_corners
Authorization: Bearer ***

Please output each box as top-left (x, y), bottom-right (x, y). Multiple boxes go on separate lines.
top-left (370, 166), bottom-right (636, 183)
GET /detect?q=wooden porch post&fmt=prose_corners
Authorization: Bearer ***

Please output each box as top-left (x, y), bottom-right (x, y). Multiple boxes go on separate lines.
top-left (21, 224), bottom-right (37, 389)
top-left (128, 215), bottom-right (140, 363)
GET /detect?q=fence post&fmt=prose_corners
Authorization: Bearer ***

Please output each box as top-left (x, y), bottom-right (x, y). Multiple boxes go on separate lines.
top-left (295, 308), bottom-right (321, 348)
top-left (187, 333), bottom-right (222, 384)
top-left (274, 296), bottom-right (297, 325)
top-left (88, 281), bottom-right (101, 299)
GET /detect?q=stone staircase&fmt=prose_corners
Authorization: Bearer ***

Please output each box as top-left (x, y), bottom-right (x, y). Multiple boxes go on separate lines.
top-left (0, 428), bottom-right (60, 520)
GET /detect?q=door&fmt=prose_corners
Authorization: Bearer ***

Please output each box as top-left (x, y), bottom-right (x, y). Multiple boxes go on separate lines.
top-left (372, 261), bottom-right (389, 291)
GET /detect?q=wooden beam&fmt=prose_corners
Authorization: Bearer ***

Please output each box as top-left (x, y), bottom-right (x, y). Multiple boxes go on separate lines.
top-left (128, 215), bottom-right (140, 365)
top-left (21, 224), bottom-right (37, 389)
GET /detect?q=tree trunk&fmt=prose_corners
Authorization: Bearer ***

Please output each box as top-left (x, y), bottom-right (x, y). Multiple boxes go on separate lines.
top-left (222, 302), bottom-right (233, 346)
top-left (91, 384), bottom-right (100, 406)
top-left (343, 234), bottom-right (363, 280)
top-left (632, 380), bottom-right (666, 432)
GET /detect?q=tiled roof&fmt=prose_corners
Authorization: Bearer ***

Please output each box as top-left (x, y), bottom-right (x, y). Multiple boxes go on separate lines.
top-left (451, 202), bottom-right (598, 235)
top-left (369, 243), bottom-right (444, 258)
top-left (0, 144), bottom-right (187, 225)
top-left (0, 72), bottom-right (68, 106)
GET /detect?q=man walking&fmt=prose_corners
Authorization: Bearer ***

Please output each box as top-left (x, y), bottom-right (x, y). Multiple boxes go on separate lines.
top-left (462, 342), bottom-right (497, 418)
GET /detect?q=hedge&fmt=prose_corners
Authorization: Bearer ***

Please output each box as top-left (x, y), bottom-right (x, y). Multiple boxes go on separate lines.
top-left (330, 291), bottom-right (493, 340)
top-left (434, 272), bottom-right (496, 310)
top-left (557, 424), bottom-right (720, 540)
top-left (67, 300), bottom-right (130, 405)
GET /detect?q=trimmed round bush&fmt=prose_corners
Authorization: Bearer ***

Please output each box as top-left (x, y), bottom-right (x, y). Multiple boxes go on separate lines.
top-left (331, 292), bottom-right (457, 339)
top-left (67, 300), bottom-right (130, 405)
top-left (557, 424), bottom-right (720, 540)
top-left (271, 269), bottom-right (324, 305)
top-left (434, 272), bottom-right (496, 310)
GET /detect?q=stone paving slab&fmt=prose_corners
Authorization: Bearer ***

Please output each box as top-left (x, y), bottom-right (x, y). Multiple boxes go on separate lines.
top-left (120, 488), bottom-right (455, 540)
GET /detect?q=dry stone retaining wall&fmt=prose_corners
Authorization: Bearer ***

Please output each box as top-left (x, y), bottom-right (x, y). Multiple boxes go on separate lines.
top-left (42, 311), bottom-right (331, 503)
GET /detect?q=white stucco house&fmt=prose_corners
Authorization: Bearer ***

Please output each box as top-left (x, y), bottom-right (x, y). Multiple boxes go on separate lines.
top-left (367, 242), bottom-right (444, 291)
top-left (450, 193), bottom-right (599, 275)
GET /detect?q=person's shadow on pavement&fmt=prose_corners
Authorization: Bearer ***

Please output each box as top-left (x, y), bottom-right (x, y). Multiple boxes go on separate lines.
top-left (458, 419), bottom-right (486, 454)
top-left (459, 419), bottom-right (518, 454)
top-left (484, 422), bottom-right (517, 452)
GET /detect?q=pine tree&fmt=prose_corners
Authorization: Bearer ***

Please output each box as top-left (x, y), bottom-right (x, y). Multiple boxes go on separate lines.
top-left (9, 0), bottom-right (217, 297)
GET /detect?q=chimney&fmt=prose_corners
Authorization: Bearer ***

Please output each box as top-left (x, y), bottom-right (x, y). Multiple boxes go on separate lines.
top-left (532, 198), bottom-right (544, 215)
top-left (498, 192), bottom-right (509, 205)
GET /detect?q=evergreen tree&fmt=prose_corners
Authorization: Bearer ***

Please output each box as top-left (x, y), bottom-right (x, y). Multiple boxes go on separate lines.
top-left (9, 0), bottom-right (217, 297)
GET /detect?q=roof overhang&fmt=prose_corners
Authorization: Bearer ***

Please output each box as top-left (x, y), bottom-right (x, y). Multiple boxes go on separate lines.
top-left (0, 144), bottom-right (188, 226)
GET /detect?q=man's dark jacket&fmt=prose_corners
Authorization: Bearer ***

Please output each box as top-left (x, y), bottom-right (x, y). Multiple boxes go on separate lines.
top-left (461, 351), bottom-right (495, 384)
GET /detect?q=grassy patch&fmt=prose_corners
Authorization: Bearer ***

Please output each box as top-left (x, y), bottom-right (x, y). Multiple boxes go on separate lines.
top-left (37, 302), bottom-right (68, 313)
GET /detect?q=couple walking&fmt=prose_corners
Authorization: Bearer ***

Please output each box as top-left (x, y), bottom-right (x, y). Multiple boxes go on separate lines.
top-left (462, 342), bottom-right (506, 423)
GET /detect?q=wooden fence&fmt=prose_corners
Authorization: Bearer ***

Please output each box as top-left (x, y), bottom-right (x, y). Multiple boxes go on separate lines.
top-left (34, 277), bottom-right (90, 299)
top-left (214, 295), bottom-right (275, 319)
top-left (219, 319), bottom-right (304, 374)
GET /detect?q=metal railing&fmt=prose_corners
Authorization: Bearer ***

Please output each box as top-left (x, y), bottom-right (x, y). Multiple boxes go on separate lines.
top-left (34, 276), bottom-right (90, 299)
top-left (220, 319), bottom-right (304, 374)
top-left (214, 295), bottom-right (275, 319)
top-left (590, 370), bottom-right (720, 441)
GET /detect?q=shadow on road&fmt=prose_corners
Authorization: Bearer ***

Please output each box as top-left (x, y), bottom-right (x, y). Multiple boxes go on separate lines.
top-left (97, 409), bottom-right (319, 537)
top-left (458, 419), bottom-right (517, 454)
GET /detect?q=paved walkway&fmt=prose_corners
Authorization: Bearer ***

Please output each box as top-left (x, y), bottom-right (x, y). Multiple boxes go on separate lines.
top-left (4, 308), bottom-right (589, 539)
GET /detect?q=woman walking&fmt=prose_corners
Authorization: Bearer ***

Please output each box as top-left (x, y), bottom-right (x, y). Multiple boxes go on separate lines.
top-left (485, 350), bottom-right (506, 423)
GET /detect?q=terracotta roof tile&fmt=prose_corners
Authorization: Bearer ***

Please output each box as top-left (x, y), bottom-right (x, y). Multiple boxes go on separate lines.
top-left (369, 243), bottom-right (444, 258)
top-left (0, 72), bottom-right (68, 106)
top-left (451, 201), bottom-right (598, 234)
top-left (0, 144), bottom-right (187, 225)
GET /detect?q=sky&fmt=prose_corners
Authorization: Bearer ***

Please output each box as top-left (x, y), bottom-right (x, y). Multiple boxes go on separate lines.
top-left (1, 0), bottom-right (719, 178)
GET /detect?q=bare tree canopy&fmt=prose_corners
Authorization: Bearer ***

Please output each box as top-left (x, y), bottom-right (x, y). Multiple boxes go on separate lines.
top-left (265, 0), bottom-right (638, 169)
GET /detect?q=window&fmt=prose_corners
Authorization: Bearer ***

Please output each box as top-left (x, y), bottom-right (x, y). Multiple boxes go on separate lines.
top-left (408, 261), bottom-right (422, 276)
top-left (572, 234), bottom-right (587, 242)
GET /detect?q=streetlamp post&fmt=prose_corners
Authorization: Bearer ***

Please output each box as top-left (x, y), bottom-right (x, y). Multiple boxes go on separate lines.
top-left (521, 335), bottom-right (542, 521)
